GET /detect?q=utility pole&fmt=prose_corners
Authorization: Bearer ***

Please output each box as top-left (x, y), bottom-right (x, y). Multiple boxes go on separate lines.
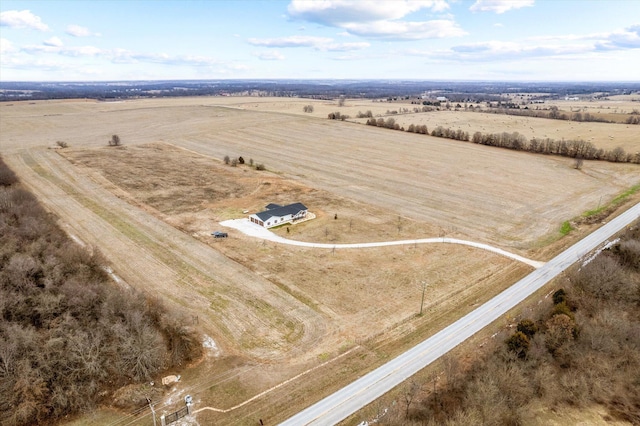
top-left (419, 281), bottom-right (426, 316)
top-left (147, 397), bottom-right (157, 426)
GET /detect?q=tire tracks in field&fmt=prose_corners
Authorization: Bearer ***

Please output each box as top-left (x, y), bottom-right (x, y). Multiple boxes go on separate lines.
top-left (7, 148), bottom-right (328, 362)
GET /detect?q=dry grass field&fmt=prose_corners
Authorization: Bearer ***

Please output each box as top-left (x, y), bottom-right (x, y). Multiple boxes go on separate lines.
top-left (1, 97), bottom-right (639, 425)
top-left (354, 109), bottom-right (640, 153)
top-left (210, 96), bottom-right (640, 152)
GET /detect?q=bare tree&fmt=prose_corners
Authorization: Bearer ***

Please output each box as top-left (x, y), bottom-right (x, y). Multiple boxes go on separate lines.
top-left (303, 104), bottom-right (314, 113)
top-left (404, 380), bottom-right (420, 418)
top-left (338, 96), bottom-right (346, 107)
top-left (108, 134), bottom-right (121, 146)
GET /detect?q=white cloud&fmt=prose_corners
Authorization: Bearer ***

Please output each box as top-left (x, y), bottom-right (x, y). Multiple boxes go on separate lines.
top-left (287, 0), bottom-right (460, 40)
top-left (254, 50), bottom-right (285, 60)
top-left (595, 25), bottom-right (640, 50)
top-left (448, 40), bottom-right (591, 59)
top-left (1, 40), bottom-right (248, 79)
top-left (493, 23), bottom-right (504, 27)
top-left (249, 35), bottom-right (332, 48)
top-left (0, 10), bottom-right (49, 31)
top-left (470, 0), bottom-right (534, 14)
top-left (288, 0), bottom-right (449, 25)
top-left (528, 25), bottom-right (640, 49)
top-left (0, 38), bottom-right (15, 54)
top-left (343, 19), bottom-right (466, 39)
top-left (247, 35), bottom-right (369, 51)
top-left (109, 51), bottom-right (251, 74)
top-left (66, 24), bottom-right (101, 37)
top-left (327, 41), bottom-right (370, 51)
top-left (409, 24), bottom-right (640, 63)
top-left (22, 43), bottom-right (102, 57)
top-left (43, 37), bottom-right (63, 47)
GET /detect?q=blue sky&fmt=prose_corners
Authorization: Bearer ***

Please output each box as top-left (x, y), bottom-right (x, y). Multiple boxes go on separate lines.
top-left (1, 0), bottom-right (639, 81)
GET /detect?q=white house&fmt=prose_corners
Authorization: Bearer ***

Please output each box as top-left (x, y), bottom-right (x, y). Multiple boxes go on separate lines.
top-left (249, 203), bottom-right (308, 228)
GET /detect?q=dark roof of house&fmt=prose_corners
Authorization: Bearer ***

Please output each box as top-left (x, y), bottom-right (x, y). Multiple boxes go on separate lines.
top-left (265, 203), bottom-right (282, 210)
top-left (253, 202), bottom-right (307, 222)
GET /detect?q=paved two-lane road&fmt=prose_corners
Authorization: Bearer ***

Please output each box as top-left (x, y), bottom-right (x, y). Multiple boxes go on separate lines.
top-left (281, 202), bottom-right (640, 426)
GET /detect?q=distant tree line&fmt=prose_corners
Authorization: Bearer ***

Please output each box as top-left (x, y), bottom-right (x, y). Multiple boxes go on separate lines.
top-left (471, 132), bottom-right (638, 163)
top-left (362, 117), bottom-right (639, 164)
top-left (0, 157), bottom-right (202, 426)
top-left (480, 105), bottom-right (638, 124)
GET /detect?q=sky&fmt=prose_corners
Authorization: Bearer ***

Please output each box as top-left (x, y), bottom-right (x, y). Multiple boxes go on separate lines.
top-left (1, 0), bottom-right (639, 82)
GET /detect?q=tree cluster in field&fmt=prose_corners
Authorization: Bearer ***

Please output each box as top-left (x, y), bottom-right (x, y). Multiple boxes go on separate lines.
top-left (356, 110), bottom-right (374, 118)
top-left (379, 223), bottom-right (640, 425)
top-left (302, 105), bottom-right (314, 113)
top-left (626, 114), bottom-right (640, 124)
top-left (0, 157), bottom-right (202, 426)
top-left (223, 155), bottom-right (264, 170)
top-left (364, 115), bottom-right (639, 163)
top-left (328, 111), bottom-right (349, 120)
top-left (480, 105), bottom-right (617, 123)
top-left (472, 132), bottom-right (639, 163)
top-left (366, 117), bottom-right (401, 130)
top-left (107, 134), bottom-right (121, 146)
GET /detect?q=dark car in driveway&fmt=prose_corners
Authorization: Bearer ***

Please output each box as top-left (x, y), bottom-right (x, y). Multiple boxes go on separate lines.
top-left (212, 231), bottom-right (228, 238)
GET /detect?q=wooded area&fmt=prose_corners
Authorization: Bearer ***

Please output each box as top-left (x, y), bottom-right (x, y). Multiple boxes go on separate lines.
top-left (382, 221), bottom-right (640, 425)
top-left (0, 157), bottom-right (202, 426)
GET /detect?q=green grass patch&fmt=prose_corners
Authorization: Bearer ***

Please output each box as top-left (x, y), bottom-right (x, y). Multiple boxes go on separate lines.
top-left (560, 221), bottom-right (573, 235)
top-left (584, 183), bottom-right (640, 217)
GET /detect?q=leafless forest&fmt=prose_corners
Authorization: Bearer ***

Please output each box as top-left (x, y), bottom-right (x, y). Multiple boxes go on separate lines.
top-left (378, 224), bottom-right (640, 425)
top-left (0, 157), bottom-right (202, 426)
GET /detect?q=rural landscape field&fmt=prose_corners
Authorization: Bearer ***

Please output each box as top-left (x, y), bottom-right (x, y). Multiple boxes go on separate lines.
top-left (1, 89), bottom-right (639, 425)
top-left (3, 0), bottom-right (640, 424)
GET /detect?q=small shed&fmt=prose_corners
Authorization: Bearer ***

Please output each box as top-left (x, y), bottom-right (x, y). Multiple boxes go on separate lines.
top-left (249, 203), bottom-right (308, 228)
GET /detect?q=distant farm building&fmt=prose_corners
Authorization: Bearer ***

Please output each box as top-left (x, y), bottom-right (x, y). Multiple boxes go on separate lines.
top-left (249, 203), bottom-right (308, 228)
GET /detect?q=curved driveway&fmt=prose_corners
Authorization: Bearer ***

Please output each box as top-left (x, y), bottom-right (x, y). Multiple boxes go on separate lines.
top-left (220, 218), bottom-right (545, 268)
top-left (280, 202), bottom-right (640, 425)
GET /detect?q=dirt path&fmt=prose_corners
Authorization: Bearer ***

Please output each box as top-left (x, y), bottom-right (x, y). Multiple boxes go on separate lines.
top-left (220, 219), bottom-right (546, 268)
top-left (4, 148), bottom-right (327, 362)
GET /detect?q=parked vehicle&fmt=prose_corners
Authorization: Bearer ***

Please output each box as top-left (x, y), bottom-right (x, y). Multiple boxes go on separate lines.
top-left (212, 231), bottom-right (228, 238)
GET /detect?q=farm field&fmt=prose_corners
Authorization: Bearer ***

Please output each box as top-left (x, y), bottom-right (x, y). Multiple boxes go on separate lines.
top-left (207, 96), bottom-right (640, 153)
top-left (353, 109), bottom-right (640, 153)
top-left (1, 97), bottom-right (639, 424)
